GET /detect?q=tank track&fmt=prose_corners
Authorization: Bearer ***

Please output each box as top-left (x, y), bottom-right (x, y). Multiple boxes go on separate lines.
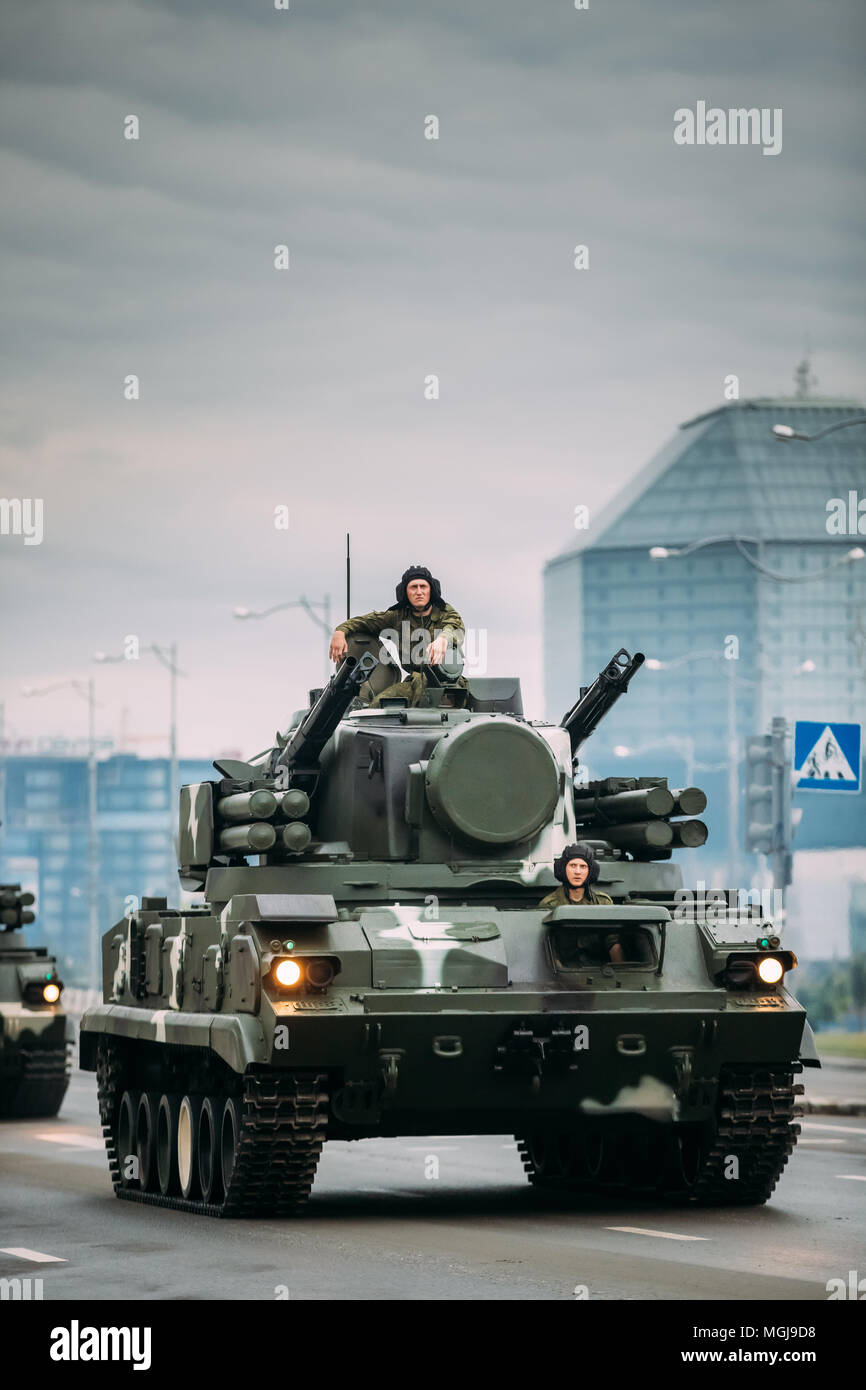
top-left (96, 1041), bottom-right (328, 1217)
top-left (689, 1063), bottom-right (802, 1205)
top-left (0, 1044), bottom-right (71, 1118)
top-left (517, 1062), bottom-right (802, 1206)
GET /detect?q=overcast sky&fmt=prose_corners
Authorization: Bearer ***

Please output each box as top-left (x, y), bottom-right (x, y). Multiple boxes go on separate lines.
top-left (1, 0), bottom-right (864, 757)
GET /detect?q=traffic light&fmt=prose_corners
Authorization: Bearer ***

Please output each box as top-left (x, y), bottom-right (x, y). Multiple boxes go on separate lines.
top-left (745, 718), bottom-right (794, 889)
top-left (0, 884), bottom-right (36, 931)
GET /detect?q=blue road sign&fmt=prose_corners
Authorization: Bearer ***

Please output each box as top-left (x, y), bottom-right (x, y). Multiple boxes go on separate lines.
top-left (794, 721), bottom-right (861, 793)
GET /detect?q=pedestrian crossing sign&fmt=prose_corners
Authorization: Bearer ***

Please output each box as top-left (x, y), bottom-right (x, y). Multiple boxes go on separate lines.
top-left (793, 721), bottom-right (861, 792)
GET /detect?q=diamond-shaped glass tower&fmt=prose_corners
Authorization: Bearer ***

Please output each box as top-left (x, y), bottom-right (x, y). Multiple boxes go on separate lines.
top-left (543, 396), bottom-right (866, 874)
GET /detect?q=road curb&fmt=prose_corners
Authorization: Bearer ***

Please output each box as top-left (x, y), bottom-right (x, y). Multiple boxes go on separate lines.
top-left (796, 1099), bottom-right (866, 1117)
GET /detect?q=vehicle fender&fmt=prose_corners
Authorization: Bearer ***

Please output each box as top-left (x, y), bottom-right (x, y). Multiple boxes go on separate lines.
top-left (799, 1018), bottom-right (822, 1068)
top-left (209, 1014), bottom-right (268, 1074)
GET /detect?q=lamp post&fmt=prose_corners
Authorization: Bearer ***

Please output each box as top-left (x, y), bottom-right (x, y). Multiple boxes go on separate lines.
top-left (93, 644), bottom-right (184, 901)
top-left (772, 417), bottom-right (866, 443)
top-left (649, 535), bottom-right (864, 582)
top-left (21, 678), bottom-right (100, 989)
top-left (232, 595), bottom-right (332, 686)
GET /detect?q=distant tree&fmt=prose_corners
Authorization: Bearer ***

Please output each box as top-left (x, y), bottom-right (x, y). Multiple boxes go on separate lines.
top-left (850, 955), bottom-right (866, 1031)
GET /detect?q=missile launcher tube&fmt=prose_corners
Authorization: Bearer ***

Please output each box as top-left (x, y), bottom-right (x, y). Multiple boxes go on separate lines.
top-left (573, 785), bottom-right (675, 823)
top-left (218, 823), bottom-right (277, 853)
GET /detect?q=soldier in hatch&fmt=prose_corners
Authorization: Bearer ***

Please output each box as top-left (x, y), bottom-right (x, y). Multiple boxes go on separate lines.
top-left (328, 565), bottom-right (465, 707)
top-left (539, 842), bottom-right (624, 964)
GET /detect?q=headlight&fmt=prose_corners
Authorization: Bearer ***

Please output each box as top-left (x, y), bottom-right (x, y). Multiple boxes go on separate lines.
top-left (306, 957), bottom-right (336, 988)
top-left (757, 957), bottom-right (784, 985)
top-left (723, 961), bottom-right (756, 990)
top-left (274, 958), bottom-right (302, 987)
top-left (42, 982), bottom-right (62, 1003)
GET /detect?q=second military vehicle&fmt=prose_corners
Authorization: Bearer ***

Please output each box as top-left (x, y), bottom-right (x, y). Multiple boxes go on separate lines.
top-left (1, 884), bottom-right (72, 1117)
top-left (81, 646), bottom-right (816, 1215)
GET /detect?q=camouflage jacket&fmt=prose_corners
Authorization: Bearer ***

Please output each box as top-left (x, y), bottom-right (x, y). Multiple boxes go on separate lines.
top-left (336, 603), bottom-right (464, 672)
top-left (538, 884), bottom-right (614, 909)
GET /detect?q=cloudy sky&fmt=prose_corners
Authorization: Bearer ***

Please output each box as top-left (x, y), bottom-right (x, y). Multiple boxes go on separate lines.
top-left (1, 0), bottom-right (864, 757)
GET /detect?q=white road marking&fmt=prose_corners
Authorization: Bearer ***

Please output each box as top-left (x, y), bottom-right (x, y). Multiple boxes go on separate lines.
top-left (801, 1121), bottom-right (866, 1135)
top-left (606, 1226), bottom-right (708, 1242)
top-left (358, 1187), bottom-right (416, 1198)
top-left (35, 1132), bottom-right (104, 1150)
top-left (402, 1146), bottom-right (459, 1152)
top-left (836, 1174), bottom-right (866, 1181)
top-left (798, 1138), bottom-right (846, 1145)
top-left (0, 1247), bottom-right (67, 1264)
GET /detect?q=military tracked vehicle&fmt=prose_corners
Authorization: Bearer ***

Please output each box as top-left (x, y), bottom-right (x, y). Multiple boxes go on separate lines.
top-left (80, 646), bottom-right (817, 1215)
top-left (1, 884), bottom-right (72, 1117)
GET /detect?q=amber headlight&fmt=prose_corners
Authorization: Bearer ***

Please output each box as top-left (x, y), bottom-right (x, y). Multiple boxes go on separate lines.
top-left (274, 958), bottom-right (302, 987)
top-left (757, 957), bottom-right (785, 985)
top-left (42, 982), bottom-right (62, 1003)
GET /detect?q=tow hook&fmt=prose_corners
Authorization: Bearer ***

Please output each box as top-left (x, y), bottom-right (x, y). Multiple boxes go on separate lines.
top-left (670, 1046), bottom-right (695, 1101)
top-left (378, 1048), bottom-right (405, 1093)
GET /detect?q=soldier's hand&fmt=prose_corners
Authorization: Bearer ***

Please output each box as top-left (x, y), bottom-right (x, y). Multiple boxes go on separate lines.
top-left (329, 631), bottom-right (348, 663)
top-left (426, 635), bottom-right (448, 666)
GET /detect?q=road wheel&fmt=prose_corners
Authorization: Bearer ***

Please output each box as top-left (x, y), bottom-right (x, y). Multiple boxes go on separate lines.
top-left (220, 1096), bottom-right (242, 1193)
top-left (156, 1093), bottom-right (180, 1196)
top-left (116, 1089), bottom-right (141, 1189)
top-left (664, 1127), bottom-right (703, 1198)
top-left (177, 1095), bottom-right (202, 1200)
top-left (518, 1130), bottom-right (580, 1187)
top-left (198, 1096), bottom-right (221, 1203)
top-left (135, 1092), bottom-right (158, 1192)
top-left (616, 1125), bottom-right (667, 1193)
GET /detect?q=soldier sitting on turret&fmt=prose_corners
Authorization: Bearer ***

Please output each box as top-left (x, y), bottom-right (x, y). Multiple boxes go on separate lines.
top-left (539, 843), bottom-right (624, 964)
top-left (328, 565), bottom-right (465, 708)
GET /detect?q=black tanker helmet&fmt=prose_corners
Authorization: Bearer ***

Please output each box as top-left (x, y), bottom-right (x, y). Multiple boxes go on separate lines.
top-left (553, 841), bottom-right (600, 884)
top-left (394, 565), bottom-right (444, 608)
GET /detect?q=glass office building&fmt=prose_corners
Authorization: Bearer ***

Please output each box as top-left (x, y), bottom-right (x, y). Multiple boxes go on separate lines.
top-left (0, 753), bottom-right (213, 983)
top-left (544, 396), bottom-right (866, 890)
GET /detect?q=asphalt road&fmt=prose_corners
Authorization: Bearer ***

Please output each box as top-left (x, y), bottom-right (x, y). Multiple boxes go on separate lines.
top-left (1, 1069), bottom-right (863, 1301)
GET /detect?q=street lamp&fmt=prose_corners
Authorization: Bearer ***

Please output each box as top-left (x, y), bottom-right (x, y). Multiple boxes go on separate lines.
top-left (649, 536), bottom-right (864, 582)
top-left (93, 644), bottom-right (184, 900)
top-left (772, 417), bottom-right (866, 443)
top-left (21, 678), bottom-right (100, 990)
top-left (232, 594), bottom-right (332, 685)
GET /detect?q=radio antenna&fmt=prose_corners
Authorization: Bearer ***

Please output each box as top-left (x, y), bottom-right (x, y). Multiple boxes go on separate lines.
top-left (346, 532), bottom-right (351, 620)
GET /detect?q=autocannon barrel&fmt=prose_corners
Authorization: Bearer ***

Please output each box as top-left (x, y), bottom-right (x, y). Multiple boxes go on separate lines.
top-left (217, 790), bottom-right (278, 822)
top-left (573, 785), bottom-right (675, 823)
top-left (274, 650), bottom-right (378, 780)
top-left (561, 648), bottom-right (645, 756)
